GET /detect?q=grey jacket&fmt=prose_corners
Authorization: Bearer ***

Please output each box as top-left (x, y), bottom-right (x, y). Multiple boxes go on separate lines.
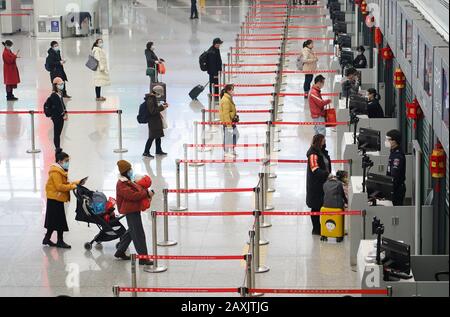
top-left (322, 178), bottom-right (348, 209)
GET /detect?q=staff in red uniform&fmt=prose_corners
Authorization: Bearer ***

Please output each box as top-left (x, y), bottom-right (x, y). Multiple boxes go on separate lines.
top-left (2, 40), bottom-right (20, 101)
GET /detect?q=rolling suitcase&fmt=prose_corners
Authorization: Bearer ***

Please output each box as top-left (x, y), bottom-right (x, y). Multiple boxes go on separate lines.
top-left (150, 81), bottom-right (167, 103)
top-left (320, 206), bottom-right (345, 242)
top-left (189, 82), bottom-right (209, 100)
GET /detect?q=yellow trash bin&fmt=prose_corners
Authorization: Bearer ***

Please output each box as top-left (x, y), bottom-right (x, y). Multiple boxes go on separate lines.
top-left (320, 207), bottom-right (345, 242)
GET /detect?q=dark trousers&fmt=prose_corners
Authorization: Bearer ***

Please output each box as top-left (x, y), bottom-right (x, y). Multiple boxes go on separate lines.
top-left (304, 74), bottom-right (314, 94)
top-left (117, 212), bottom-right (148, 255)
top-left (44, 229), bottom-right (65, 243)
top-left (191, 2), bottom-right (198, 17)
top-left (392, 183), bottom-right (406, 206)
top-left (6, 85), bottom-right (15, 97)
top-left (52, 117), bottom-right (64, 150)
top-left (95, 87), bottom-right (101, 98)
top-left (209, 74), bottom-right (219, 96)
top-left (144, 137), bottom-right (162, 154)
top-left (310, 206), bottom-right (321, 233)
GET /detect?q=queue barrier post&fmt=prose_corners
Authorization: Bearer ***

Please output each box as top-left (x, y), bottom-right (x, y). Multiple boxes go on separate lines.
top-left (112, 285), bottom-right (120, 297)
top-left (259, 172), bottom-right (273, 227)
top-left (199, 110), bottom-right (212, 153)
top-left (227, 52), bottom-right (232, 82)
top-left (130, 254), bottom-right (138, 297)
top-left (362, 209), bottom-right (367, 240)
top-left (264, 160), bottom-right (275, 193)
top-left (26, 110), bottom-right (41, 154)
top-left (183, 144), bottom-right (189, 190)
top-left (245, 253), bottom-right (253, 297)
top-left (239, 286), bottom-right (248, 298)
top-left (144, 211), bottom-right (168, 273)
top-left (248, 230), bottom-right (264, 297)
top-left (253, 210), bottom-right (270, 273)
top-left (169, 160), bottom-right (188, 211)
top-left (159, 189), bottom-right (178, 247)
top-left (387, 286), bottom-right (393, 297)
top-left (113, 110), bottom-right (128, 153)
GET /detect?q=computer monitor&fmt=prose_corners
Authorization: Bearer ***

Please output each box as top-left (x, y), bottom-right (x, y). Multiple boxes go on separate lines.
top-left (333, 21), bottom-right (347, 33)
top-left (349, 95), bottom-right (368, 115)
top-left (340, 48), bottom-right (354, 66)
top-left (358, 128), bottom-right (380, 152)
top-left (381, 237), bottom-right (411, 274)
top-left (333, 11), bottom-right (346, 22)
top-left (366, 173), bottom-right (394, 201)
top-left (337, 34), bottom-right (351, 48)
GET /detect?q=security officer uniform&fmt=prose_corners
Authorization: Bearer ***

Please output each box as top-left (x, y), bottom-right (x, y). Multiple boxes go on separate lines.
top-left (387, 146), bottom-right (406, 206)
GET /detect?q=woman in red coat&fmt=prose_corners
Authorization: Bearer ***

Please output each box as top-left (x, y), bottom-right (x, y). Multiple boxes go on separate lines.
top-left (2, 40), bottom-right (20, 101)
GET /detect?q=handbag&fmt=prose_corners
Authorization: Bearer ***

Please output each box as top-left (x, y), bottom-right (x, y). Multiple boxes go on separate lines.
top-left (160, 110), bottom-right (168, 129)
top-left (325, 108), bottom-right (337, 127)
top-left (85, 54), bottom-right (99, 71)
top-left (232, 114), bottom-right (240, 123)
top-left (158, 63), bottom-right (166, 75)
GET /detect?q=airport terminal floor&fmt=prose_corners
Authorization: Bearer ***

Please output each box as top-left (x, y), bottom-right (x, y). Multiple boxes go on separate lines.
top-left (0, 0), bottom-right (448, 299)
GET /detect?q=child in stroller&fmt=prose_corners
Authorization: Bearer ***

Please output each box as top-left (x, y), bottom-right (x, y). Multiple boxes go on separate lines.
top-left (74, 185), bottom-right (126, 250)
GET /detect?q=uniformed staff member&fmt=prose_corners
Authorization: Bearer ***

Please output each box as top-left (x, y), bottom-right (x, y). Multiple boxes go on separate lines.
top-left (385, 129), bottom-right (406, 206)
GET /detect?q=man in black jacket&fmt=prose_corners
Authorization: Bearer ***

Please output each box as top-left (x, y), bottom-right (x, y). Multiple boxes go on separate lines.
top-left (45, 41), bottom-right (71, 99)
top-left (190, 0), bottom-right (199, 19)
top-left (207, 38), bottom-right (223, 96)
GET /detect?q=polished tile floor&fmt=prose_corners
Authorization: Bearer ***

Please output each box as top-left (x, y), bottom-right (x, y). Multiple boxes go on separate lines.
top-left (0, 0), bottom-right (357, 297)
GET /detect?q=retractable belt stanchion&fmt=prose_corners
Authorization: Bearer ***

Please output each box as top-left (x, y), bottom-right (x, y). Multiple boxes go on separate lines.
top-left (130, 254), bottom-right (138, 297)
top-left (26, 110), bottom-right (41, 154)
top-left (207, 95), bottom-right (218, 134)
top-left (362, 209), bottom-right (367, 239)
top-left (159, 189), bottom-right (178, 246)
top-left (248, 230), bottom-right (264, 297)
top-left (244, 253), bottom-right (252, 298)
top-left (113, 110), bottom-right (128, 153)
top-left (144, 211), bottom-right (168, 273)
top-left (264, 159), bottom-right (275, 193)
top-left (169, 160), bottom-right (188, 211)
top-left (253, 210), bottom-right (270, 273)
top-left (112, 285), bottom-right (120, 297)
top-left (259, 172), bottom-right (272, 227)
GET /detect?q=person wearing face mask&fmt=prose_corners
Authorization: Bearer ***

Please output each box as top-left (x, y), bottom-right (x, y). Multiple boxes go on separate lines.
top-left (115, 160), bottom-right (153, 265)
top-left (309, 75), bottom-right (332, 136)
top-left (2, 40), bottom-right (20, 101)
top-left (385, 129), bottom-right (406, 206)
top-left (145, 42), bottom-right (165, 83)
top-left (143, 85), bottom-right (169, 158)
top-left (366, 88), bottom-right (384, 118)
top-left (219, 84), bottom-right (240, 158)
top-left (353, 46), bottom-right (367, 69)
top-left (206, 38), bottom-right (223, 95)
top-left (302, 40), bottom-right (318, 98)
top-left (341, 67), bottom-right (360, 99)
top-left (46, 77), bottom-right (68, 152)
top-left (43, 151), bottom-right (86, 248)
top-left (306, 134), bottom-right (332, 235)
top-left (45, 41), bottom-right (71, 99)
top-left (92, 39), bottom-right (110, 101)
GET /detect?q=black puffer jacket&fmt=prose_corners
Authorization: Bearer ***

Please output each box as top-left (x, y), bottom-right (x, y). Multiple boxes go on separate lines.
top-left (48, 92), bottom-right (66, 120)
top-left (145, 49), bottom-right (159, 68)
top-left (206, 46), bottom-right (222, 76)
top-left (46, 48), bottom-right (68, 82)
top-left (306, 146), bottom-right (332, 209)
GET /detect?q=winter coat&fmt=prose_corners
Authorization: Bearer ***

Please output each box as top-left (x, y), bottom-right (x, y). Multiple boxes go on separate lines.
top-left (341, 77), bottom-right (360, 98)
top-left (2, 48), bottom-right (20, 85)
top-left (145, 49), bottom-right (159, 68)
top-left (46, 48), bottom-right (68, 82)
top-left (306, 146), bottom-right (332, 209)
top-left (206, 46), bottom-right (222, 76)
top-left (48, 92), bottom-right (67, 119)
top-left (45, 164), bottom-right (78, 203)
top-left (219, 93), bottom-right (237, 128)
top-left (116, 175), bottom-right (149, 215)
top-left (367, 99), bottom-right (384, 118)
top-left (309, 85), bottom-right (331, 119)
top-left (302, 47), bottom-right (318, 72)
top-left (147, 94), bottom-right (166, 139)
top-left (322, 178), bottom-right (348, 209)
top-left (353, 54), bottom-right (367, 69)
top-left (92, 47), bottom-right (110, 87)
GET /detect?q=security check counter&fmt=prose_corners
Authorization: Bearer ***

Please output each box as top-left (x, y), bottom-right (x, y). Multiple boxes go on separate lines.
top-left (348, 176), bottom-right (433, 267)
top-left (357, 240), bottom-right (449, 297)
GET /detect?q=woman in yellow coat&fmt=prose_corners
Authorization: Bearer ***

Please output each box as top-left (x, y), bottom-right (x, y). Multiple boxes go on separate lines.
top-left (43, 151), bottom-right (85, 248)
top-left (219, 84), bottom-right (239, 158)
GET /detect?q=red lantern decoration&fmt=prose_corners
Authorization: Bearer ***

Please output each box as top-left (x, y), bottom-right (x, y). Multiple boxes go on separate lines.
top-left (394, 67), bottom-right (406, 89)
top-left (374, 27), bottom-right (383, 46)
top-left (354, 0), bottom-right (362, 5)
top-left (361, 0), bottom-right (368, 15)
top-left (406, 98), bottom-right (422, 129)
top-left (380, 46), bottom-right (393, 60)
top-left (430, 143), bottom-right (446, 179)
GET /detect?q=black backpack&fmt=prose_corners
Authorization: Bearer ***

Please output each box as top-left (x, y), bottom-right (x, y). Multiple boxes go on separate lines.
top-left (44, 56), bottom-right (52, 72)
top-left (43, 96), bottom-right (55, 117)
top-left (137, 101), bottom-right (149, 124)
top-left (199, 51), bottom-right (209, 72)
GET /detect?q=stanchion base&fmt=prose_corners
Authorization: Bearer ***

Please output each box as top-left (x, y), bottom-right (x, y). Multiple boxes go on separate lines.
top-left (267, 188), bottom-right (275, 193)
top-left (26, 149), bottom-right (41, 154)
top-left (255, 266), bottom-right (270, 274)
top-left (169, 206), bottom-right (188, 211)
top-left (250, 292), bottom-right (265, 297)
top-left (273, 148), bottom-right (281, 152)
top-left (265, 205), bottom-right (274, 211)
top-left (143, 265), bottom-right (168, 273)
top-left (268, 173), bottom-right (277, 179)
top-left (114, 149), bottom-right (129, 153)
top-left (247, 239), bottom-right (269, 246)
top-left (260, 222), bottom-right (272, 228)
top-left (189, 163), bottom-right (205, 167)
top-left (157, 240), bottom-right (178, 247)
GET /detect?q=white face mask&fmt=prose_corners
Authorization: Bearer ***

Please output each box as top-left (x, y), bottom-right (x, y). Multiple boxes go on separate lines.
top-left (385, 140), bottom-right (391, 148)
top-left (98, 43), bottom-right (103, 48)
top-left (151, 46), bottom-right (155, 51)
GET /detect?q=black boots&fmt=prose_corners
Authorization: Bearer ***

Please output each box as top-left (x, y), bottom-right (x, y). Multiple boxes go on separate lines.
top-left (114, 251), bottom-right (131, 261)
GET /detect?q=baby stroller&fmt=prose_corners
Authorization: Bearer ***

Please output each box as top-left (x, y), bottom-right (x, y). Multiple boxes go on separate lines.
top-left (74, 185), bottom-right (126, 250)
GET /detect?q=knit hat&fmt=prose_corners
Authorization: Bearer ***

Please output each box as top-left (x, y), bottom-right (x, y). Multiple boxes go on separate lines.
top-left (386, 129), bottom-right (402, 144)
top-left (117, 160), bottom-right (132, 174)
top-left (213, 38), bottom-right (223, 45)
top-left (152, 85), bottom-right (165, 98)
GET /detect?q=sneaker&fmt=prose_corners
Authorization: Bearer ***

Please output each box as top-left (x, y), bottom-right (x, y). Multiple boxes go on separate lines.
top-left (42, 238), bottom-right (57, 247)
top-left (143, 152), bottom-right (154, 159)
top-left (7, 96), bottom-right (18, 101)
top-left (139, 259), bottom-right (154, 266)
top-left (114, 251), bottom-right (131, 261)
top-left (56, 241), bottom-right (71, 249)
